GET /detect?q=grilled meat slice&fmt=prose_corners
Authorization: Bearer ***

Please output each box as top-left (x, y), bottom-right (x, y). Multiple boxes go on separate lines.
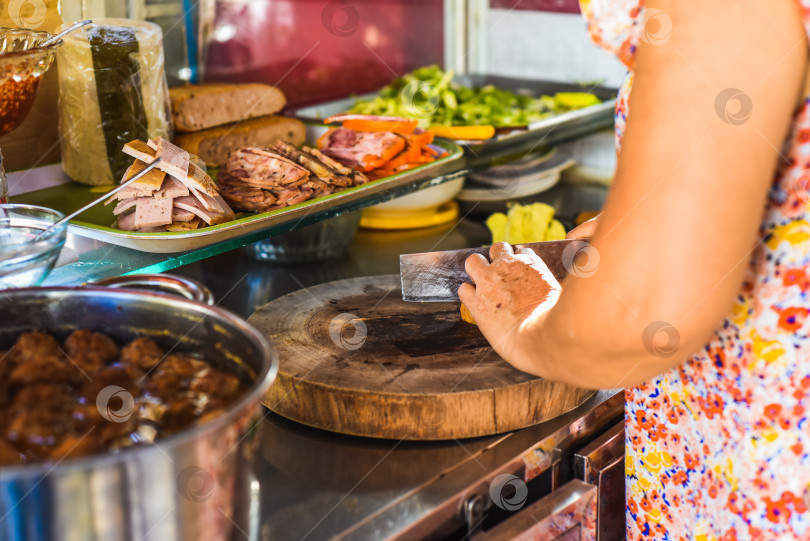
top-left (306, 179), bottom-right (334, 197)
top-left (269, 141), bottom-right (338, 182)
top-left (271, 140), bottom-right (357, 187)
top-left (225, 148), bottom-right (309, 189)
top-left (217, 171), bottom-right (280, 212)
top-left (274, 187), bottom-right (304, 206)
top-left (303, 145), bottom-right (353, 175)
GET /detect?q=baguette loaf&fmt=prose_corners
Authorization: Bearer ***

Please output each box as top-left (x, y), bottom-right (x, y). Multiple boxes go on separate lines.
top-left (169, 83), bottom-right (286, 132)
top-left (174, 115), bottom-right (306, 167)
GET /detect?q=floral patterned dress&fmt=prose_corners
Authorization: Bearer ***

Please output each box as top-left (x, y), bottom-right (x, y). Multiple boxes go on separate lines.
top-left (580, 1), bottom-right (810, 539)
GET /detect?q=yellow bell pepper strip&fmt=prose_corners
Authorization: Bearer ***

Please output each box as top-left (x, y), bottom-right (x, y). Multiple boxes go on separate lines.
top-left (428, 125), bottom-right (496, 140)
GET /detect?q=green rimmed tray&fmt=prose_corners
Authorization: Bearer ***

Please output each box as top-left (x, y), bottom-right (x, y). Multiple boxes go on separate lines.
top-left (13, 139), bottom-right (464, 253)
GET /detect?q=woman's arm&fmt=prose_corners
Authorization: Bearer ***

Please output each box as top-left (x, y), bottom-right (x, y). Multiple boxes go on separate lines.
top-left (461, 0), bottom-right (808, 389)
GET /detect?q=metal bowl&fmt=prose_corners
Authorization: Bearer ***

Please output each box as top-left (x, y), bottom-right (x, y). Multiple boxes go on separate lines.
top-left (0, 278), bottom-right (278, 540)
top-left (0, 27), bottom-right (59, 135)
top-left (0, 203), bottom-right (67, 289)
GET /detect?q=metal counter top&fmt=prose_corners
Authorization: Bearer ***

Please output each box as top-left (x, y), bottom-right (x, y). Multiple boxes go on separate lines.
top-left (173, 182), bottom-right (618, 540)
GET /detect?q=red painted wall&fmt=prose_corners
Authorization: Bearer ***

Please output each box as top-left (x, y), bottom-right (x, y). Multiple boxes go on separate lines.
top-left (205, 0), bottom-right (444, 107)
top-left (490, 0), bottom-right (580, 13)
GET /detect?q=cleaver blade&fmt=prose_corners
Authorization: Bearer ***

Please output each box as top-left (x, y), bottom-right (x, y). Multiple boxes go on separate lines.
top-left (399, 238), bottom-right (588, 302)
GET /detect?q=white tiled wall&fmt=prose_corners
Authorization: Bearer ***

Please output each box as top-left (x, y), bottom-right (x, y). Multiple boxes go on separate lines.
top-left (483, 9), bottom-right (624, 181)
top-left (485, 9), bottom-right (627, 88)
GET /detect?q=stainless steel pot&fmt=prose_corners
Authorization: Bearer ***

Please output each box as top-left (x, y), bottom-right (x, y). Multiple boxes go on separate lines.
top-left (0, 275), bottom-right (278, 541)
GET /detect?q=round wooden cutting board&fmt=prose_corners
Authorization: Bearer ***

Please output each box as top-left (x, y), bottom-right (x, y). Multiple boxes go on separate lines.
top-left (249, 275), bottom-right (594, 440)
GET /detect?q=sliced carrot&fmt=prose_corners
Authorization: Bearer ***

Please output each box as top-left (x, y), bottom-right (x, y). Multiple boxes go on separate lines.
top-left (415, 130), bottom-right (435, 146)
top-left (342, 118), bottom-right (418, 135)
top-left (359, 137), bottom-right (406, 171)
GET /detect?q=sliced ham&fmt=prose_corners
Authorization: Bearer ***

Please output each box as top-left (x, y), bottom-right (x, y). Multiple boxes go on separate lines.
top-left (209, 193), bottom-right (235, 219)
top-left (323, 127), bottom-right (357, 148)
top-left (188, 186), bottom-right (228, 215)
top-left (173, 196), bottom-right (230, 225)
top-left (123, 139), bottom-right (193, 187)
top-left (318, 128), bottom-right (404, 172)
top-left (171, 208), bottom-right (196, 222)
top-left (181, 162), bottom-right (219, 197)
top-left (152, 136), bottom-right (190, 180)
top-left (117, 210), bottom-right (166, 232)
top-left (155, 176), bottom-right (190, 200)
top-left (114, 139), bottom-right (237, 232)
top-left (113, 197), bottom-right (140, 216)
top-left (111, 185), bottom-right (155, 202)
top-left (116, 211), bottom-right (137, 231)
top-left (134, 198), bottom-right (174, 229)
top-left (318, 148), bottom-right (362, 167)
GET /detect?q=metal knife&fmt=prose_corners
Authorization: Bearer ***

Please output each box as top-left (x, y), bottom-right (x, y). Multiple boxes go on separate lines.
top-left (400, 238), bottom-right (588, 302)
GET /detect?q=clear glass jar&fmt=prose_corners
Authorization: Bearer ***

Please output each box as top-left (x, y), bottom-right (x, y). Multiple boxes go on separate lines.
top-left (0, 150), bottom-right (7, 204)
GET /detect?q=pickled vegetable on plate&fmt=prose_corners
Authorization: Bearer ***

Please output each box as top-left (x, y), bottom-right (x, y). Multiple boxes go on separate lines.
top-left (485, 202), bottom-right (567, 244)
top-left (347, 65), bottom-right (601, 129)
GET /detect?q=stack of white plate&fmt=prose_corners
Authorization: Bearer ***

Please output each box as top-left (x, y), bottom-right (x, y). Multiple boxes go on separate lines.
top-left (457, 148), bottom-right (576, 203)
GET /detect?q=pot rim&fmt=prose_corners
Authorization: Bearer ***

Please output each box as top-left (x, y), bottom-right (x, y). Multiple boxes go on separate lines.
top-left (0, 286), bottom-right (278, 477)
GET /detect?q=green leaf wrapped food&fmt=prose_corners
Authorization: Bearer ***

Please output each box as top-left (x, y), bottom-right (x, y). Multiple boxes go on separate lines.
top-left (57, 19), bottom-right (171, 186)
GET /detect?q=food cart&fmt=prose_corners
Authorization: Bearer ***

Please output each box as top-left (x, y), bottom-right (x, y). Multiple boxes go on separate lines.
top-left (0, 1), bottom-right (626, 539)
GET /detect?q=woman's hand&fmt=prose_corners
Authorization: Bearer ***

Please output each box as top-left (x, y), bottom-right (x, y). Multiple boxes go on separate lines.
top-left (458, 242), bottom-right (562, 375)
top-left (566, 215), bottom-right (599, 240)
